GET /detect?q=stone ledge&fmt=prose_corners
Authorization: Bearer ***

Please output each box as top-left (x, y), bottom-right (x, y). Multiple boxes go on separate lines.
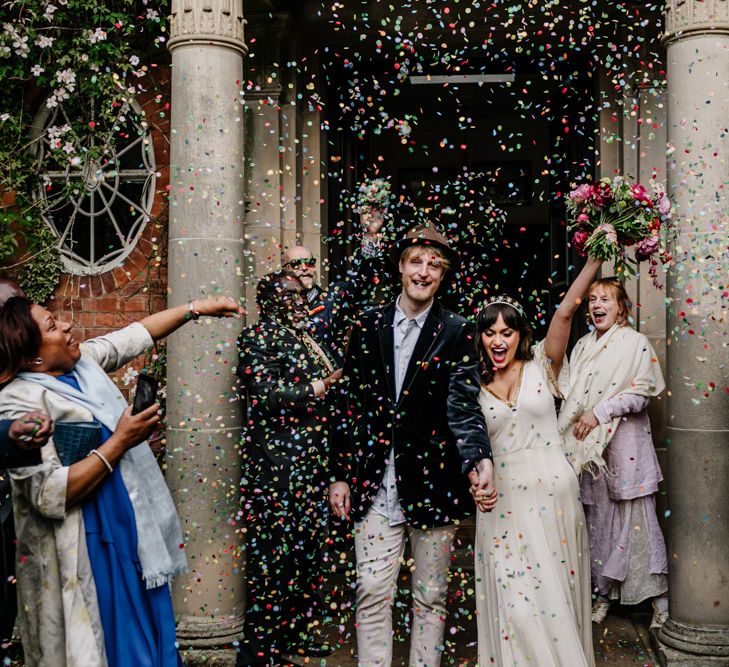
top-left (180, 648), bottom-right (237, 666)
top-left (653, 629), bottom-right (729, 667)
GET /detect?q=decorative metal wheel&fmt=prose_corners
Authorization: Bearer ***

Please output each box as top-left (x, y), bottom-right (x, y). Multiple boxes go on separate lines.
top-left (31, 97), bottom-right (156, 276)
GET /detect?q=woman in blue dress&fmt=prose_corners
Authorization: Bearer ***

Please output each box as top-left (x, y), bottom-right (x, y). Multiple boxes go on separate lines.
top-left (0, 295), bottom-right (242, 666)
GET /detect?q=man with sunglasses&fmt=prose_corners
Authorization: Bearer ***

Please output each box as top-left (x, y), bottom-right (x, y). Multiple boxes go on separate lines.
top-left (236, 271), bottom-right (341, 666)
top-left (282, 220), bottom-right (388, 365)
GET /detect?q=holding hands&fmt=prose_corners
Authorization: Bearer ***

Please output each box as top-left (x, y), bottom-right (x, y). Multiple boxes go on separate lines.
top-left (469, 458), bottom-right (497, 513)
top-left (329, 481), bottom-right (351, 520)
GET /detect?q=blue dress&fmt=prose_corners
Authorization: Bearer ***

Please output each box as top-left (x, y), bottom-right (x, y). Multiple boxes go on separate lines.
top-left (58, 373), bottom-right (182, 667)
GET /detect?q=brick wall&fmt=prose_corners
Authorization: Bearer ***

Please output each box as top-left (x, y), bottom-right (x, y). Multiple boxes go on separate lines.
top-left (46, 68), bottom-right (171, 387)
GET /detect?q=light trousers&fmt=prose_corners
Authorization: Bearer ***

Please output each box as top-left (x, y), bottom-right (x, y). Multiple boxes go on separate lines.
top-left (354, 509), bottom-right (457, 667)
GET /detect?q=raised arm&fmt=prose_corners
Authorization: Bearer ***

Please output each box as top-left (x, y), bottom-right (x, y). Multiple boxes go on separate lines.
top-left (140, 296), bottom-right (243, 341)
top-left (543, 256), bottom-right (602, 377)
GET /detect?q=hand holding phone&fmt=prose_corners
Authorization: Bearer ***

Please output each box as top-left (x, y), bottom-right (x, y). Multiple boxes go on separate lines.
top-left (132, 373), bottom-right (159, 415)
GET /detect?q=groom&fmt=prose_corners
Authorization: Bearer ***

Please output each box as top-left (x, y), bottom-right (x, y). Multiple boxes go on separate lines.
top-left (329, 224), bottom-right (496, 666)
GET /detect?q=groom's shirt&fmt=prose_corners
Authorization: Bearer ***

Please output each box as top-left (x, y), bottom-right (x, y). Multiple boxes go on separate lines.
top-left (371, 295), bottom-right (433, 526)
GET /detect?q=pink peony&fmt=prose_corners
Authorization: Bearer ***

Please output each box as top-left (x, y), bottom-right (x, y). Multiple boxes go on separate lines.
top-left (572, 229), bottom-right (589, 256)
top-left (591, 182), bottom-right (613, 206)
top-left (658, 194), bottom-right (671, 215)
top-left (577, 212), bottom-right (590, 223)
top-left (569, 183), bottom-right (593, 202)
top-left (631, 183), bottom-right (649, 202)
top-left (635, 234), bottom-right (660, 261)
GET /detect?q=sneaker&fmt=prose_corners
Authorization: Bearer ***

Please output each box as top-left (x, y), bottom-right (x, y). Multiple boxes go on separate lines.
top-left (651, 605), bottom-right (669, 629)
top-left (591, 600), bottom-right (611, 624)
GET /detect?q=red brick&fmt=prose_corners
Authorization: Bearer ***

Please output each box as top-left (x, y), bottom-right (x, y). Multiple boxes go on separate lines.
top-left (88, 275), bottom-right (105, 298)
top-left (94, 296), bottom-right (121, 312)
top-left (100, 270), bottom-right (117, 294)
top-left (95, 312), bottom-right (126, 328)
top-left (122, 295), bottom-right (149, 312)
top-left (112, 266), bottom-right (132, 289)
top-left (73, 311), bottom-right (96, 328)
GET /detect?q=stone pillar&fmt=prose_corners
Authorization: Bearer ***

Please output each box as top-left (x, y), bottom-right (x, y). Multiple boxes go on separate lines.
top-left (166, 0), bottom-right (247, 649)
top-left (242, 11), bottom-right (289, 317)
top-left (657, 1), bottom-right (729, 662)
top-left (297, 54), bottom-right (328, 276)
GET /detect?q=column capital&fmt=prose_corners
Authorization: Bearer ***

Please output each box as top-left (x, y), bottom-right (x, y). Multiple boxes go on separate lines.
top-left (663, 0), bottom-right (729, 44)
top-left (168, 0), bottom-right (247, 56)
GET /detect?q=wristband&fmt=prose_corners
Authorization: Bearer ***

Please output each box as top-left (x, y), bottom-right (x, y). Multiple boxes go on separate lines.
top-left (187, 300), bottom-right (200, 321)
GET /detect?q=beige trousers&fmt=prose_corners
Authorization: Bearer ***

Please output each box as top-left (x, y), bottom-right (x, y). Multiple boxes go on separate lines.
top-left (354, 509), bottom-right (458, 667)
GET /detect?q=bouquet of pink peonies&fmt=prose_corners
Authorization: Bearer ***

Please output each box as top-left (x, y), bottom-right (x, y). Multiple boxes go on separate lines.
top-left (566, 176), bottom-right (672, 285)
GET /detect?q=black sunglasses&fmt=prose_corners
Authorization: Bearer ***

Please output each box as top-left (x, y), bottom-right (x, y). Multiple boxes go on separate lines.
top-left (284, 257), bottom-right (317, 269)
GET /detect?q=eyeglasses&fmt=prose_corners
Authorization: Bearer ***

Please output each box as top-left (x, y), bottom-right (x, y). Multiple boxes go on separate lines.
top-left (284, 257), bottom-right (317, 269)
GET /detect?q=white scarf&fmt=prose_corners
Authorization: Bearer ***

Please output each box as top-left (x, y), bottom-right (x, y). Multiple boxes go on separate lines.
top-left (558, 324), bottom-right (665, 474)
top-left (19, 354), bottom-right (187, 589)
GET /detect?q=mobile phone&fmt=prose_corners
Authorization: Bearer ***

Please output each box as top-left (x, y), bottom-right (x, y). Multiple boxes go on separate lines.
top-left (132, 373), bottom-right (159, 415)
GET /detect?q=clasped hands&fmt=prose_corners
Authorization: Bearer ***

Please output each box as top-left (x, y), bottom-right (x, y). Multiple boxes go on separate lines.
top-left (329, 457), bottom-right (497, 521)
top-left (469, 458), bottom-right (497, 513)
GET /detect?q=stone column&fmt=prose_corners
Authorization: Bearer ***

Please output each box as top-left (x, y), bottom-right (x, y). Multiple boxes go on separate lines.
top-left (242, 11), bottom-right (289, 317)
top-left (657, 1), bottom-right (729, 662)
top-left (166, 0), bottom-right (247, 649)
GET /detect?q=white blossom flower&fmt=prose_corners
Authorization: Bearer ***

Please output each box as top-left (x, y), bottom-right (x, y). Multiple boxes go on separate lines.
top-left (129, 55), bottom-right (139, 66)
top-left (62, 141), bottom-right (75, 154)
top-left (0, 113), bottom-right (10, 122)
top-left (35, 35), bottom-right (55, 48)
top-left (46, 87), bottom-right (69, 108)
top-left (12, 32), bottom-right (29, 58)
top-left (146, 8), bottom-right (159, 20)
top-left (31, 64), bottom-right (44, 76)
top-left (56, 68), bottom-right (76, 91)
top-left (88, 27), bottom-right (107, 43)
top-left (43, 4), bottom-right (57, 20)
top-left (46, 124), bottom-right (71, 142)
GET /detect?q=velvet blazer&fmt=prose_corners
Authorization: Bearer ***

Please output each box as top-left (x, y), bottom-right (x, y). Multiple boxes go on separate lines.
top-left (330, 299), bottom-right (492, 529)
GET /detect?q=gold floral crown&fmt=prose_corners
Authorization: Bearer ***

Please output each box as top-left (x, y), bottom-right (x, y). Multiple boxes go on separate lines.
top-left (481, 295), bottom-right (527, 319)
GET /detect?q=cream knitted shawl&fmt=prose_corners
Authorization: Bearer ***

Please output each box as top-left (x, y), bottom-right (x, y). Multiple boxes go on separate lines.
top-left (558, 323), bottom-right (665, 474)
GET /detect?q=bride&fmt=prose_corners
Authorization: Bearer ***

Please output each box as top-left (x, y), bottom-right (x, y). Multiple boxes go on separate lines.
top-left (469, 257), bottom-right (600, 666)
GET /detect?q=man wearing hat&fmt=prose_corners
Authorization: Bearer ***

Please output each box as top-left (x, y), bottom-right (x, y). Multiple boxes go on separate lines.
top-left (329, 224), bottom-right (496, 666)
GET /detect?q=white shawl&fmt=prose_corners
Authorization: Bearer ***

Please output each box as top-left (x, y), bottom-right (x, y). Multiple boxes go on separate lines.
top-left (558, 324), bottom-right (665, 474)
top-left (18, 353), bottom-right (187, 589)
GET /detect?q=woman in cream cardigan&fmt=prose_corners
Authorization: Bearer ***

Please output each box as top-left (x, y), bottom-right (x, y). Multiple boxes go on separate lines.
top-left (0, 295), bottom-right (242, 667)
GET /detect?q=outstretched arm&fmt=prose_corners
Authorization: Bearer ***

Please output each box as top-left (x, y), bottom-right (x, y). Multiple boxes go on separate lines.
top-left (140, 296), bottom-right (243, 341)
top-left (543, 257), bottom-right (602, 377)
